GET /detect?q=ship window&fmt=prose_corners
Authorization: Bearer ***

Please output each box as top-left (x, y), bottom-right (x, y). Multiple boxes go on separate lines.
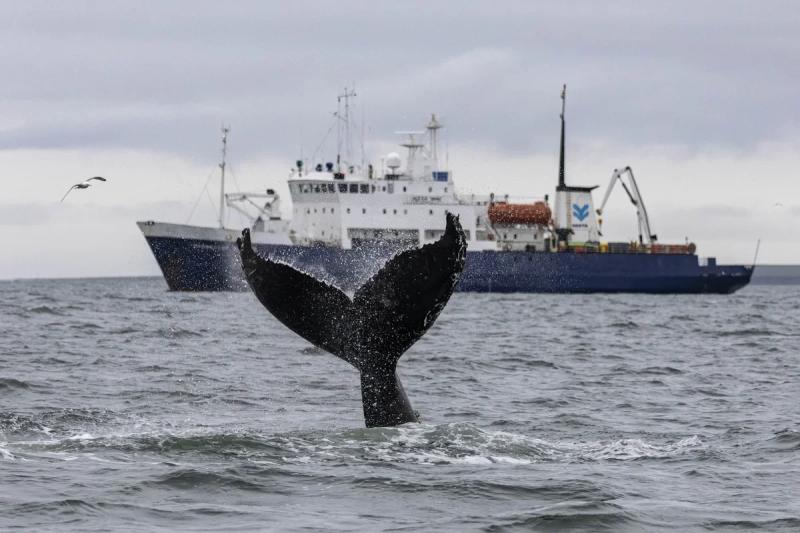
top-left (388, 183), bottom-right (394, 193)
top-left (371, 185), bottom-right (376, 193)
top-left (383, 208), bottom-right (387, 214)
top-left (306, 208), bottom-right (310, 214)
top-left (322, 207), bottom-right (326, 213)
top-left (382, 186), bottom-right (386, 192)
top-left (349, 184), bottom-right (358, 193)
top-left (347, 208), bottom-right (351, 214)
top-left (322, 230), bottom-right (325, 236)
top-left (404, 209), bottom-right (407, 215)
top-left (428, 187), bottom-right (432, 193)
top-left (513, 234), bottom-right (517, 239)
top-left (393, 209), bottom-right (397, 215)
top-left (301, 184), bottom-right (310, 194)
top-left (503, 233), bottom-right (507, 239)
top-left (429, 209), bottom-right (433, 215)
top-left (314, 184), bottom-right (320, 193)
top-left (362, 208), bottom-right (366, 214)
top-left (331, 208), bottom-right (335, 214)
top-left (338, 183), bottom-right (347, 193)
top-left (360, 184), bottom-right (369, 193)
top-left (403, 186), bottom-right (407, 192)
top-left (444, 187), bottom-right (448, 192)
top-left (314, 208), bottom-right (317, 213)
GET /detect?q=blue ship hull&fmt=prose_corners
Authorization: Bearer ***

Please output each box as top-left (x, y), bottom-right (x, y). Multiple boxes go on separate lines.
top-left (142, 235), bottom-right (753, 294)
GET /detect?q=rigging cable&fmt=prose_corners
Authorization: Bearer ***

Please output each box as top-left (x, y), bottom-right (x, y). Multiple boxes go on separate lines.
top-left (185, 167), bottom-right (218, 224)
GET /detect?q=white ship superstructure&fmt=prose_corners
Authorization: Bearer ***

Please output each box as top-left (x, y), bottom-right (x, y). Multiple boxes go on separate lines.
top-left (286, 93), bottom-right (552, 253)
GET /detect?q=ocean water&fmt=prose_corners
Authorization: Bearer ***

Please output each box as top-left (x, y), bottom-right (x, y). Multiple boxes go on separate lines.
top-left (1, 277), bottom-right (798, 532)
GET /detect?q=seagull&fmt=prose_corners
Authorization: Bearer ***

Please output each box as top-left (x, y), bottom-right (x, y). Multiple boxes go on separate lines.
top-left (60, 177), bottom-right (107, 202)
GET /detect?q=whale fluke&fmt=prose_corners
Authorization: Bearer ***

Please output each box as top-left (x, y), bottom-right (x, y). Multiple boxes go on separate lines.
top-left (238, 212), bottom-right (467, 427)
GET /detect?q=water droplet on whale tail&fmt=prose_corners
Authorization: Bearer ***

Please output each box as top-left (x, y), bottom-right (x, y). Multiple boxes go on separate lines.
top-left (237, 212), bottom-right (467, 427)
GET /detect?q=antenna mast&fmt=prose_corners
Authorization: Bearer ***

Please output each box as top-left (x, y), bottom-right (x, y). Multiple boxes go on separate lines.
top-left (336, 87), bottom-right (357, 172)
top-left (427, 114), bottom-right (443, 170)
top-left (558, 84), bottom-right (566, 190)
top-left (219, 126), bottom-right (229, 228)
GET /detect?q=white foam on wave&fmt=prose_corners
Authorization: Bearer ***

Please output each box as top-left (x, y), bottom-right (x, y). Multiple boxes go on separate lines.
top-left (67, 432), bottom-right (95, 441)
top-left (0, 442), bottom-right (15, 460)
top-left (290, 423), bottom-right (708, 467)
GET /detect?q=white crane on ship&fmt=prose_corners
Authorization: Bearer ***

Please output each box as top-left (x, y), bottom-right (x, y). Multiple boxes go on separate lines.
top-left (596, 166), bottom-right (657, 245)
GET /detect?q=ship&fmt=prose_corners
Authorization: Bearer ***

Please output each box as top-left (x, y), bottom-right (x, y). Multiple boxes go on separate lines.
top-left (137, 87), bottom-right (753, 293)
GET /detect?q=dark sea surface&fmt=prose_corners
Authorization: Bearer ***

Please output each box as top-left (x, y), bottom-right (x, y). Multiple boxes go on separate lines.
top-left (1, 277), bottom-right (799, 532)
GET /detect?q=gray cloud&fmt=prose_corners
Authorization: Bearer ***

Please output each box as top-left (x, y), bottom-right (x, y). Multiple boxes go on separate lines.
top-left (1, 1), bottom-right (798, 163)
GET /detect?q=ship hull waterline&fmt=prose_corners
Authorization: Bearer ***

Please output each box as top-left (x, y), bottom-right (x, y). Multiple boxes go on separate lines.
top-left (141, 234), bottom-right (753, 294)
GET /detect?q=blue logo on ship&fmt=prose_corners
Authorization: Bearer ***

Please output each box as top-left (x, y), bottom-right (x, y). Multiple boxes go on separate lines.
top-left (573, 203), bottom-right (589, 221)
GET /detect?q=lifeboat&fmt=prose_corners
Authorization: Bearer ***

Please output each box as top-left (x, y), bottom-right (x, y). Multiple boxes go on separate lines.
top-left (488, 202), bottom-right (551, 225)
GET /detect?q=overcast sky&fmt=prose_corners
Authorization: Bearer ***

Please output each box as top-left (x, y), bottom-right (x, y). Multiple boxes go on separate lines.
top-left (1, 0), bottom-right (799, 279)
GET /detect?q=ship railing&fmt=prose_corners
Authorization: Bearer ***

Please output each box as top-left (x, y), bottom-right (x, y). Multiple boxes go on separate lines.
top-left (455, 193), bottom-right (548, 206)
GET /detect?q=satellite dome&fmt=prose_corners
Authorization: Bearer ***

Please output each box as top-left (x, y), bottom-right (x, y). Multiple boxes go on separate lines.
top-left (386, 152), bottom-right (402, 171)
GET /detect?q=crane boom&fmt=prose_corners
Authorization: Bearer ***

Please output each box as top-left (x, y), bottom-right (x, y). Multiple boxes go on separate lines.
top-left (596, 166), bottom-right (657, 245)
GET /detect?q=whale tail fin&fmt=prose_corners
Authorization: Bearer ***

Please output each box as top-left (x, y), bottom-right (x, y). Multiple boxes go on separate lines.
top-left (351, 212), bottom-right (466, 363)
top-left (238, 213), bottom-right (467, 426)
top-left (237, 228), bottom-right (357, 366)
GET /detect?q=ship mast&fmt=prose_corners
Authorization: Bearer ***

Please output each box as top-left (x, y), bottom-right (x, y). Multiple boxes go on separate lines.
top-left (219, 126), bottom-right (229, 228)
top-left (336, 87), bottom-right (356, 173)
top-left (427, 113), bottom-right (443, 170)
top-left (558, 84), bottom-right (566, 190)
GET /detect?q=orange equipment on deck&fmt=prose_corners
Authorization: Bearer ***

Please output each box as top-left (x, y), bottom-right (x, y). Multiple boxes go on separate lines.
top-left (488, 202), bottom-right (551, 225)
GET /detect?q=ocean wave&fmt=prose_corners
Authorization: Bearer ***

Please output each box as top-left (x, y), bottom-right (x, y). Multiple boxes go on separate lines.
top-left (147, 469), bottom-right (268, 492)
top-left (636, 366), bottom-right (684, 375)
top-left (703, 517), bottom-right (800, 530)
top-left (275, 423), bottom-right (707, 467)
top-left (2, 422), bottom-right (706, 469)
top-left (479, 501), bottom-right (636, 531)
top-left (0, 378), bottom-right (32, 391)
top-left (768, 429), bottom-right (800, 451)
top-left (0, 442), bottom-right (15, 460)
top-left (154, 327), bottom-right (202, 339)
top-left (27, 305), bottom-right (64, 315)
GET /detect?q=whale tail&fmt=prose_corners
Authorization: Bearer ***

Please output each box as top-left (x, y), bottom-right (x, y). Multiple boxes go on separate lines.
top-left (237, 213), bottom-right (467, 427)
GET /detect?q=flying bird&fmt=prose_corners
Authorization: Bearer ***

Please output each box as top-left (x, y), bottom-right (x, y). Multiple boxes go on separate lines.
top-left (60, 177), bottom-right (107, 202)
